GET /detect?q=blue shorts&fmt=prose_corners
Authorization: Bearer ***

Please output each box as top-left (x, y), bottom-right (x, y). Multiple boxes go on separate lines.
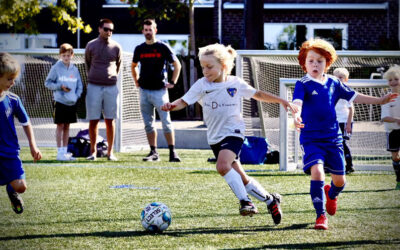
top-left (210, 136), bottom-right (244, 160)
top-left (0, 155), bottom-right (25, 186)
top-left (140, 88), bottom-right (172, 134)
top-left (301, 140), bottom-right (345, 175)
top-left (86, 83), bottom-right (119, 120)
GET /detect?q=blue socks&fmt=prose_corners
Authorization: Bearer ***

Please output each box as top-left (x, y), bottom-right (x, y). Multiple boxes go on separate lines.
top-left (329, 181), bottom-right (345, 200)
top-left (310, 180), bottom-right (325, 218)
top-left (6, 183), bottom-right (15, 193)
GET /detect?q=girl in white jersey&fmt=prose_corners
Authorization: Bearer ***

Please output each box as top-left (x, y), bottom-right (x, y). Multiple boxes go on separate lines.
top-left (161, 43), bottom-right (297, 225)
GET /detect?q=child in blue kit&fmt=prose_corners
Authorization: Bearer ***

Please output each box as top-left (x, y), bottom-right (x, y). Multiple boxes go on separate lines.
top-left (0, 52), bottom-right (42, 214)
top-left (292, 39), bottom-right (398, 230)
top-left (161, 43), bottom-right (298, 225)
top-left (45, 43), bottom-right (83, 161)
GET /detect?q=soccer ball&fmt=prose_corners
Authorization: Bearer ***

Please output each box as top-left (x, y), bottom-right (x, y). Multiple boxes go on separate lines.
top-left (141, 202), bottom-right (172, 232)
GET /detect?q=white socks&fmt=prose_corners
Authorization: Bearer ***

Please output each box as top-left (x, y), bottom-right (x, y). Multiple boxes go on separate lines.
top-left (245, 178), bottom-right (273, 205)
top-left (57, 147), bottom-right (69, 155)
top-left (223, 169), bottom-right (249, 201)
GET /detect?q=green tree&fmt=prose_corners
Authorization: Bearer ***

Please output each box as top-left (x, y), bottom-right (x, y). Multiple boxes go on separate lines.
top-left (0, 0), bottom-right (91, 34)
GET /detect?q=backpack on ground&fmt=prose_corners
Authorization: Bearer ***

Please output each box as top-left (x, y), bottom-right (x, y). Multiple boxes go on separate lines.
top-left (67, 129), bottom-right (108, 157)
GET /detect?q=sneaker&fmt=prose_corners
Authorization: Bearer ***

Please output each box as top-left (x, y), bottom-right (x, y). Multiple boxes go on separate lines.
top-left (86, 154), bottom-right (96, 161)
top-left (169, 152), bottom-right (181, 162)
top-left (107, 154), bottom-right (118, 161)
top-left (324, 184), bottom-right (338, 216)
top-left (7, 190), bottom-right (24, 214)
top-left (57, 153), bottom-right (70, 161)
top-left (239, 200), bottom-right (258, 217)
top-left (396, 182), bottom-right (400, 190)
top-left (267, 193), bottom-right (282, 225)
top-left (314, 214), bottom-right (328, 230)
top-left (143, 151), bottom-right (159, 162)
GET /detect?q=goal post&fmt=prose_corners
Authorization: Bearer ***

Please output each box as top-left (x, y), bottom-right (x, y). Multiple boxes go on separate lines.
top-left (5, 49), bottom-right (148, 152)
top-left (235, 50), bottom-right (400, 171)
top-left (280, 78), bottom-right (390, 171)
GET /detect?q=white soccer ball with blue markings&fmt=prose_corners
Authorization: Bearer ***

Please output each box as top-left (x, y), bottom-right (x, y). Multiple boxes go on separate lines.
top-left (141, 202), bottom-right (172, 232)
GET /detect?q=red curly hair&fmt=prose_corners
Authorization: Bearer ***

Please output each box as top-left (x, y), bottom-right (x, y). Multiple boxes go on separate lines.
top-left (298, 38), bottom-right (337, 73)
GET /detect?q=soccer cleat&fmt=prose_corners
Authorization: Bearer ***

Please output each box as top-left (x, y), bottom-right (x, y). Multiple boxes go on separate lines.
top-left (345, 166), bottom-right (355, 174)
top-left (267, 193), bottom-right (282, 225)
top-left (314, 214), bottom-right (328, 230)
top-left (324, 184), bottom-right (338, 216)
top-left (239, 200), bottom-right (258, 217)
top-left (169, 152), bottom-right (181, 162)
top-left (396, 182), bottom-right (400, 190)
top-left (7, 190), bottom-right (24, 214)
top-left (143, 151), bottom-right (159, 162)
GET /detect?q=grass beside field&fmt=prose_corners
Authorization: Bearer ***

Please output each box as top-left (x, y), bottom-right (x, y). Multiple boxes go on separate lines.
top-left (0, 148), bottom-right (399, 249)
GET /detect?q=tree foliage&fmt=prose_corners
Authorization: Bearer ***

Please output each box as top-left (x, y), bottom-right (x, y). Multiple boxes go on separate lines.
top-left (0, 0), bottom-right (91, 34)
top-left (122, 0), bottom-right (189, 28)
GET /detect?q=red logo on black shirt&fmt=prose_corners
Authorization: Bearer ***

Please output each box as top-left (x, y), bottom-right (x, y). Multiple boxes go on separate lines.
top-left (140, 53), bottom-right (161, 59)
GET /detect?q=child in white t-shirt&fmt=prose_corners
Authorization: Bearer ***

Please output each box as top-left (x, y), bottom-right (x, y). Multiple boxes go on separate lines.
top-left (161, 43), bottom-right (298, 225)
top-left (333, 68), bottom-right (354, 174)
top-left (381, 66), bottom-right (400, 189)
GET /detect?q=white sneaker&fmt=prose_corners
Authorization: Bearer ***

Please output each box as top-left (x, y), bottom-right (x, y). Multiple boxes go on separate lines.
top-left (65, 152), bottom-right (76, 161)
top-left (57, 153), bottom-right (70, 161)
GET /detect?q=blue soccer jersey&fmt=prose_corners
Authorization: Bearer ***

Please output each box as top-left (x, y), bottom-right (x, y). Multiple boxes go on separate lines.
top-left (293, 74), bottom-right (356, 143)
top-left (0, 92), bottom-right (30, 157)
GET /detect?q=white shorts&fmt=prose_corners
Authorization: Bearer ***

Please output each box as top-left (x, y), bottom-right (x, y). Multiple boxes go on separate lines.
top-left (85, 83), bottom-right (119, 120)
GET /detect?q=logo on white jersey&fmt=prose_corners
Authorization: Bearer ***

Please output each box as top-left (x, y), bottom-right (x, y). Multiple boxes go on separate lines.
top-left (227, 88), bottom-right (237, 97)
top-left (312, 90), bottom-right (318, 95)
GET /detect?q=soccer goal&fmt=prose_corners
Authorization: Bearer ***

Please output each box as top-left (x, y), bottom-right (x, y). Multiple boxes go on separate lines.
top-left (236, 50), bottom-right (400, 171)
top-left (6, 49), bottom-right (147, 152)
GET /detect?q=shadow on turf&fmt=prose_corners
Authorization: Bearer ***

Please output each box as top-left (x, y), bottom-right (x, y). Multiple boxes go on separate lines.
top-left (0, 223), bottom-right (311, 241)
top-left (224, 239), bottom-right (400, 249)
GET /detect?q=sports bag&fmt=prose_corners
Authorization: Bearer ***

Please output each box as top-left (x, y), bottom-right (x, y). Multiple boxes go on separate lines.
top-left (239, 136), bottom-right (268, 165)
top-left (67, 129), bottom-right (108, 157)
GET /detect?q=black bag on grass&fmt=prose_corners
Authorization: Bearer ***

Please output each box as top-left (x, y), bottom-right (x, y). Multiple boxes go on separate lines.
top-left (67, 129), bottom-right (108, 157)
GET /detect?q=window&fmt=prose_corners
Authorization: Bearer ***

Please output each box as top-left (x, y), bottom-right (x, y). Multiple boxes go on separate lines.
top-left (264, 23), bottom-right (348, 50)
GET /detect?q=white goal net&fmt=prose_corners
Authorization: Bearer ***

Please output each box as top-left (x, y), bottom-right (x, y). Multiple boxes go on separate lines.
top-left (7, 49), bottom-right (147, 152)
top-left (236, 50), bottom-right (400, 171)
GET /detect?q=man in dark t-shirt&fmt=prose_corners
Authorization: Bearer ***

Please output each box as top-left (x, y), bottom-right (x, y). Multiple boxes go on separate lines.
top-left (131, 19), bottom-right (182, 162)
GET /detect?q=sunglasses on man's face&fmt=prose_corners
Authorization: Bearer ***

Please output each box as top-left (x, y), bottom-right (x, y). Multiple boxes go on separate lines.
top-left (103, 27), bottom-right (114, 32)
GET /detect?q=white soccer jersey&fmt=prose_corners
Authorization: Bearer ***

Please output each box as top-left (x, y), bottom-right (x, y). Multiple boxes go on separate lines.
top-left (381, 95), bottom-right (400, 132)
top-left (182, 76), bottom-right (256, 145)
top-left (335, 99), bottom-right (353, 123)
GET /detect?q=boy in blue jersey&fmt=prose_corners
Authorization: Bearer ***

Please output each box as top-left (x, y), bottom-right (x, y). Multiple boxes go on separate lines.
top-left (292, 39), bottom-right (398, 230)
top-left (0, 52), bottom-right (42, 214)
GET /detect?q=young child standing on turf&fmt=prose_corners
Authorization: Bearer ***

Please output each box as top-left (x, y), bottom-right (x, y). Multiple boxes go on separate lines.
top-left (45, 43), bottom-right (83, 161)
top-left (333, 68), bottom-right (355, 174)
top-left (161, 43), bottom-right (298, 225)
top-left (0, 52), bottom-right (42, 214)
top-left (292, 38), bottom-right (398, 230)
top-left (381, 66), bottom-right (400, 190)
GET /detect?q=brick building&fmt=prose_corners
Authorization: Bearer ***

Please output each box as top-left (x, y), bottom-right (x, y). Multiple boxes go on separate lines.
top-left (216, 0), bottom-right (399, 50)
